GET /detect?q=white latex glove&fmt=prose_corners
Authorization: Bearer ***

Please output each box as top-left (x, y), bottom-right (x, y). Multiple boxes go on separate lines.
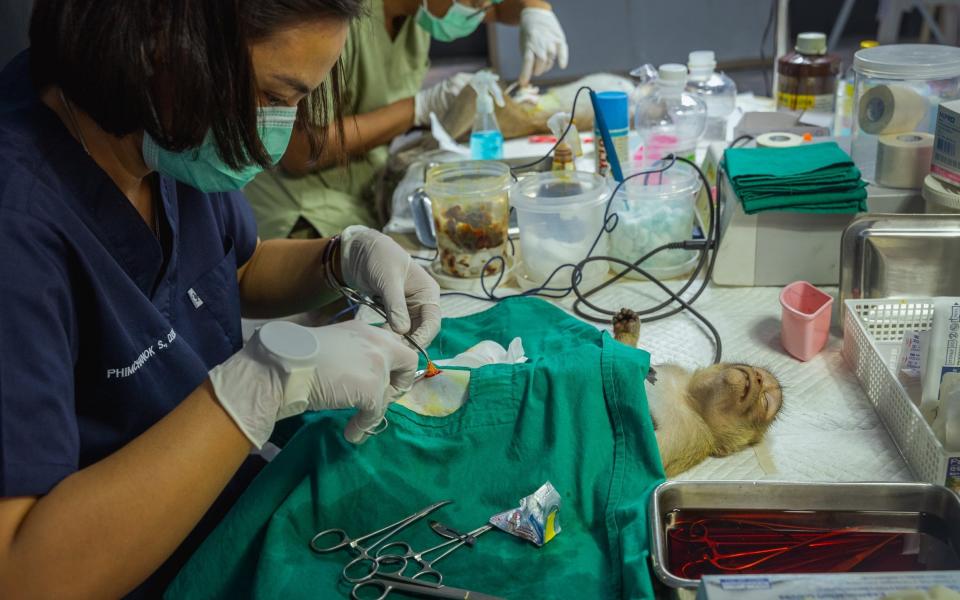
top-left (413, 72), bottom-right (474, 127)
top-left (209, 320), bottom-right (418, 448)
top-left (340, 225), bottom-right (441, 349)
top-left (518, 8), bottom-right (569, 87)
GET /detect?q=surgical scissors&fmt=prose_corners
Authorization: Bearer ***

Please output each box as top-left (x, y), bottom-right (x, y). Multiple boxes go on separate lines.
top-left (351, 572), bottom-right (506, 600)
top-left (345, 525), bottom-right (493, 584)
top-left (309, 500), bottom-right (451, 583)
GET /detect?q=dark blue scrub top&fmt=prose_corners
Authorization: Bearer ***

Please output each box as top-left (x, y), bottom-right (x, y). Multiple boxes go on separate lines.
top-left (0, 53), bottom-right (261, 595)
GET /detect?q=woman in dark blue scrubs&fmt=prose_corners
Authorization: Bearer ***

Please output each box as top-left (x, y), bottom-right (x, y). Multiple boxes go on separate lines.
top-left (0, 0), bottom-right (441, 597)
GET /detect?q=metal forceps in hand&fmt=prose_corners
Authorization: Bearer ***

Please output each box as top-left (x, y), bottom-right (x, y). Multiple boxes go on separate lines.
top-left (309, 500), bottom-right (451, 583)
top-left (351, 572), bottom-right (506, 600)
top-left (338, 286), bottom-right (435, 374)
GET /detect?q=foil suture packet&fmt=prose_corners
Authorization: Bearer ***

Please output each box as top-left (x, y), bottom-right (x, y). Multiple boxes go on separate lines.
top-left (489, 482), bottom-right (561, 547)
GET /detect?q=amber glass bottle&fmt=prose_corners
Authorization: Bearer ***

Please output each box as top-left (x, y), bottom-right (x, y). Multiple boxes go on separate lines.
top-left (777, 32), bottom-right (841, 112)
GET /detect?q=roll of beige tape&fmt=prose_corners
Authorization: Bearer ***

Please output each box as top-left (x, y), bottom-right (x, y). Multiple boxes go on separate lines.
top-left (858, 84), bottom-right (927, 135)
top-left (756, 132), bottom-right (804, 148)
top-left (875, 132), bottom-right (934, 189)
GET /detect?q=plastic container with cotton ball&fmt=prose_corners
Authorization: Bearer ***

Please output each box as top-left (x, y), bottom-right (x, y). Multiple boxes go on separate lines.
top-left (607, 160), bottom-right (701, 280)
top-left (469, 71), bottom-right (505, 161)
top-left (685, 51), bottom-right (736, 142)
top-left (633, 64), bottom-right (706, 167)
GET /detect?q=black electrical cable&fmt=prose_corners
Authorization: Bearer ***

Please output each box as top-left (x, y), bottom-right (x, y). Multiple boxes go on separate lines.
top-left (433, 86), bottom-right (726, 364)
top-left (570, 155), bottom-right (723, 364)
top-left (729, 134), bottom-right (755, 148)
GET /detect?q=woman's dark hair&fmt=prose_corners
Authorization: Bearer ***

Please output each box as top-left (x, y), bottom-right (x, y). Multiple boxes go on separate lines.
top-left (29, 0), bottom-right (363, 169)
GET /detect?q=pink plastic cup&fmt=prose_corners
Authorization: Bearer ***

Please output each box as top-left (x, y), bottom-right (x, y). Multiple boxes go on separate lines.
top-left (779, 281), bottom-right (834, 361)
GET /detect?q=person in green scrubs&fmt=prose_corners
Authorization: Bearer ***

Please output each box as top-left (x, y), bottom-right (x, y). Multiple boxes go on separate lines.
top-left (245, 0), bottom-right (570, 240)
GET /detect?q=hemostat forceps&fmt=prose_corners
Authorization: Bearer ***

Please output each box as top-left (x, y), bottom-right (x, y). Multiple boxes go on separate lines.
top-left (361, 524), bottom-right (494, 585)
top-left (309, 500), bottom-right (451, 583)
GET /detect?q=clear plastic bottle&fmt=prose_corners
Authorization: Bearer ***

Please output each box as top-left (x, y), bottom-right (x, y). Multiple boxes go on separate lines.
top-left (633, 64), bottom-right (707, 166)
top-left (685, 51), bottom-right (736, 142)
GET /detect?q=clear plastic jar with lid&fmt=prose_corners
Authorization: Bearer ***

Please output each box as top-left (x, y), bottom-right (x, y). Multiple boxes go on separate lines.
top-left (426, 161), bottom-right (511, 278)
top-left (852, 44), bottom-right (960, 185)
top-left (634, 64), bottom-right (706, 166)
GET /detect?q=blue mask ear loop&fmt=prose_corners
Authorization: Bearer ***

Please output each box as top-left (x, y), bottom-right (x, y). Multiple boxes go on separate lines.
top-left (589, 90), bottom-right (624, 183)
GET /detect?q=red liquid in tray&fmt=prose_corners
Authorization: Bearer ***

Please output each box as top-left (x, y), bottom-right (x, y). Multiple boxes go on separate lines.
top-left (666, 509), bottom-right (960, 580)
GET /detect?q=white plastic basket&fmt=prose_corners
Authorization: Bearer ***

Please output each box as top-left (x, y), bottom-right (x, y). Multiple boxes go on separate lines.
top-left (843, 299), bottom-right (960, 490)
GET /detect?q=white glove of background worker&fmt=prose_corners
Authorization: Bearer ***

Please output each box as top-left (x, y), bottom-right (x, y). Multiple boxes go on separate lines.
top-left (413, 72), bottom-right (474, 127)
top-left (518, 8), bottom-right (569, 86)
top-left (339, 225), bottom-right (441, 349)
top-left (210, 320), bottom-right (418, 448)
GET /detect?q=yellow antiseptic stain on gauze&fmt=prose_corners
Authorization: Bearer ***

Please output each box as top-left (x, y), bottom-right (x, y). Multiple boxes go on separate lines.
top-left (398, 369), bottom-right (472, 417)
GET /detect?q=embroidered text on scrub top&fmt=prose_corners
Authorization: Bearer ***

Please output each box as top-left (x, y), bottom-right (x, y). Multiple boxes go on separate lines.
top-left (105, 329), bottom-right (179, 379)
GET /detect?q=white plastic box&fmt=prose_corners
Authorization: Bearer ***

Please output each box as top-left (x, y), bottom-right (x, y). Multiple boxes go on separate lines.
top-left (842, 298), bottom-right (960, 491)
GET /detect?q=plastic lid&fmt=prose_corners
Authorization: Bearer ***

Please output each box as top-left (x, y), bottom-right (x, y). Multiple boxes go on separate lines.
top-left (796, 32), bottom-right (827, 55)
top-left (593, 91), bottom-right (629, 130)
top-left (688, 50), bottom-right (717, 70)
top-left (923, 174), bottom-right (960, 210)
top-left (259, 321), bottom-right (320, 365)
top-left (511, 171), bottom-right (609, 213)
top-left (854, 44), bottom-right (960, 79)
top-left (658, 63), bottom-right (688, 84)
top-left (860, 40), bottom-right (878, 49)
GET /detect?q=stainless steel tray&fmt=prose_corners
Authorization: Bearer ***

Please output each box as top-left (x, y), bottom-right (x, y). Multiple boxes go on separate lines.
top-left (649, 480), bottom-right (960, 589)
top-left (839, 214), bottom-right (960, 320)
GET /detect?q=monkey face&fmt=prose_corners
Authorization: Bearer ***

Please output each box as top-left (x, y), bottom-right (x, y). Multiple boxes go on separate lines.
top-left (686, 363), bottom-right (783, 456)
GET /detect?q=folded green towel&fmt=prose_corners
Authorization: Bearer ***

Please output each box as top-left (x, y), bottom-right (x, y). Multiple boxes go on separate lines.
top-left (723, 142), bottom-right (869, 215)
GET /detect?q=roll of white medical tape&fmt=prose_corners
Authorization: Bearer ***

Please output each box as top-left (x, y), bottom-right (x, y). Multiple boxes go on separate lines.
top-left (857, 84), bottom-right (927, 135)
top-left (756, 132), bottom-right (804, 148)
top-left (875, 132), bottom-right (934, 189)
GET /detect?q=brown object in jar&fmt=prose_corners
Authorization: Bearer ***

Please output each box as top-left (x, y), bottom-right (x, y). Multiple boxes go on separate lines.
top-left (436, 205), bottom-right (506, 251)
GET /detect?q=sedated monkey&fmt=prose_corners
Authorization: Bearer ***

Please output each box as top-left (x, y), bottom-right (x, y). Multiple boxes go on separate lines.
top-left (613, 309), bottom-right (783, 477)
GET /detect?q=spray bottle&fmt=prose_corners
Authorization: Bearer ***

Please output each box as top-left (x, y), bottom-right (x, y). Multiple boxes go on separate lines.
top-left (469, 71), bottom-right (505, 160)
